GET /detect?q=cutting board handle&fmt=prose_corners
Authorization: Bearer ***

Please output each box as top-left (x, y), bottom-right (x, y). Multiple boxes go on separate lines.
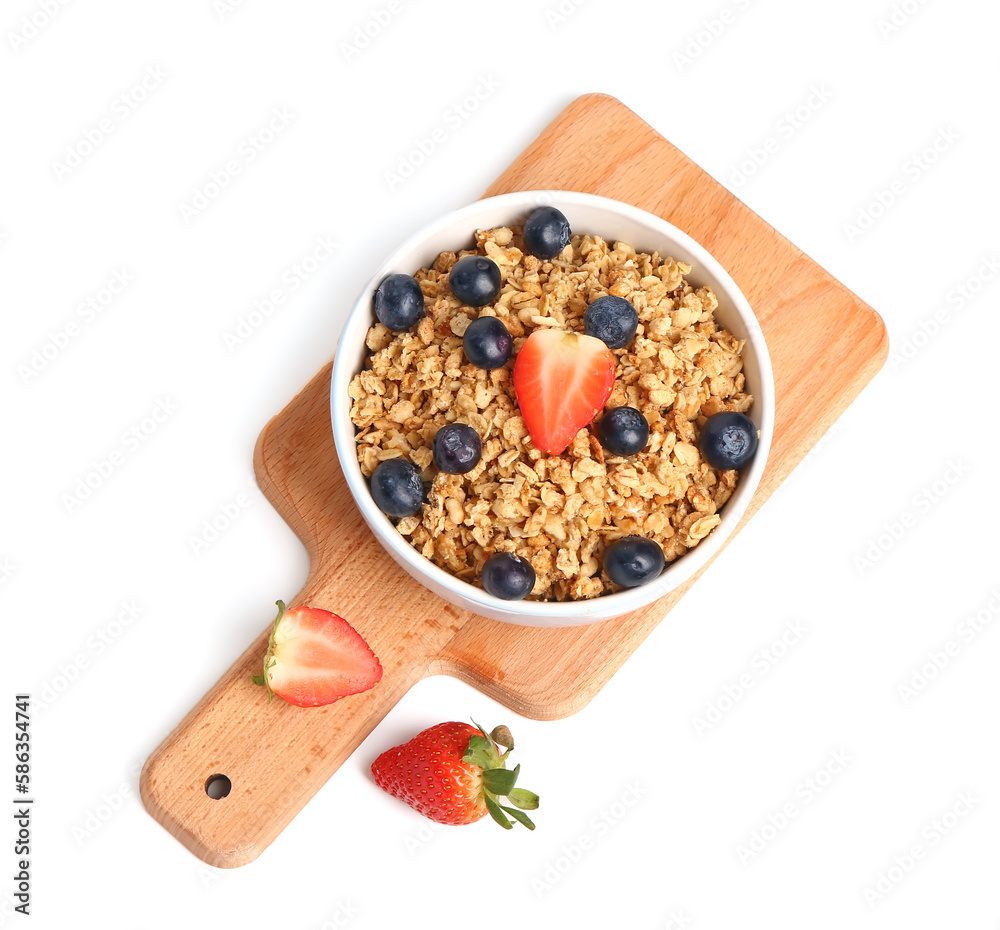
top-left (139, 590), bottom-right (462, 868)
top-left (139, 361), bottom-right (479, 867)
top-left (139, 579), bottom-right (465, 868)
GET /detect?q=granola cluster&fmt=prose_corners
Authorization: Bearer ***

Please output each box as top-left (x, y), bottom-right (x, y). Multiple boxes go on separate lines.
top-left (348, 225), bottom-right (753, 601)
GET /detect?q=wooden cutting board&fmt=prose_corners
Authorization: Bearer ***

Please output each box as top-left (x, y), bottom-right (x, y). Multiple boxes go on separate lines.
top-left (140, 93), bottom-right (888, 868)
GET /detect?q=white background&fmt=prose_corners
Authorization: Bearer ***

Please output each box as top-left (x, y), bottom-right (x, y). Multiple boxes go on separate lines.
top-left (4, 0), bottom-right (999, 927)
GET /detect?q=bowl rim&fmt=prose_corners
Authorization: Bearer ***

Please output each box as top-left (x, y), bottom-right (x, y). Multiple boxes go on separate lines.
top-left (330, 190), bottom-right (774, 625)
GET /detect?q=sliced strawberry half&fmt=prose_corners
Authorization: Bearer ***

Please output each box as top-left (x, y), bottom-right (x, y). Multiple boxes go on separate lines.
top-left (512, 328), bottom-right (616, 455)
top-left (251, 600), bottom-right (382, 707)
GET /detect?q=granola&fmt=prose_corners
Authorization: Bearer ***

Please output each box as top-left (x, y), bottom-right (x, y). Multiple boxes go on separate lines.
top-left (348, 225), bottom-right (753, 601)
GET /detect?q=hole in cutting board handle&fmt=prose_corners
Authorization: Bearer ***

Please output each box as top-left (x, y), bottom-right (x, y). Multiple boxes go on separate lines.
top-left (205, 774), bottom-right (232, 799)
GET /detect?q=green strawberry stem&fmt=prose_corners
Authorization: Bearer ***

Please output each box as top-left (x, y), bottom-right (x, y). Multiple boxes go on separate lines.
top-left (485, 795), bottom-right (513, 830)
top-left (464, 720), bottom-right (538, 831)
top-left (501, 805), bottom-right (535, 829)
top-left (506, 787), bottom-right (540, 810)
top-left (482, 765), bottom-right (519, 796)
top-left (489, 725), bottom-right (514, 751)
top-left (250, 600), bottom-right (287, 703)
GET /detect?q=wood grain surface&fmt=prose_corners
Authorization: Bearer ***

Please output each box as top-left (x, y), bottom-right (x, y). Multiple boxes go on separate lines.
top-left (140, 93), bottom-right (888, 868)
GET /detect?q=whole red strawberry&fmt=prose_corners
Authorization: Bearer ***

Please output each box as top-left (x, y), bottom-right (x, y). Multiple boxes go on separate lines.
top-left (371, 720), bottom-right (539, 829)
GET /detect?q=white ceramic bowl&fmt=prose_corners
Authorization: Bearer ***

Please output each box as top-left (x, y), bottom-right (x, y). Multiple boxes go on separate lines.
top-left (331, 191), bottom-right (773, 627)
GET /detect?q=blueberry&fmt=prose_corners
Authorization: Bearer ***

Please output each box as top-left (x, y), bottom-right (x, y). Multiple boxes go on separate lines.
top-left (603, 536), bottom-right (665, 588)
top-left (522, 205), bottom-right (571, 260)
top-left (584, 295), bottom-right (638, 350)
top-left (463, 315), bottom-right (512, 370)
top-left (373, 273), bottom-right (424, 332)
top-left (370, 458), bottom-right (424, 518)
top-left (698, 411), bottom-right (758, 470)
top-left (598, 406), bottom-right (649, 457)
top-left (433, 423), bottom-right (482, 474)
top-left (448, 256), bottom-right (501, 307)
top-left (481, 552), bottom-right (536, 600)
